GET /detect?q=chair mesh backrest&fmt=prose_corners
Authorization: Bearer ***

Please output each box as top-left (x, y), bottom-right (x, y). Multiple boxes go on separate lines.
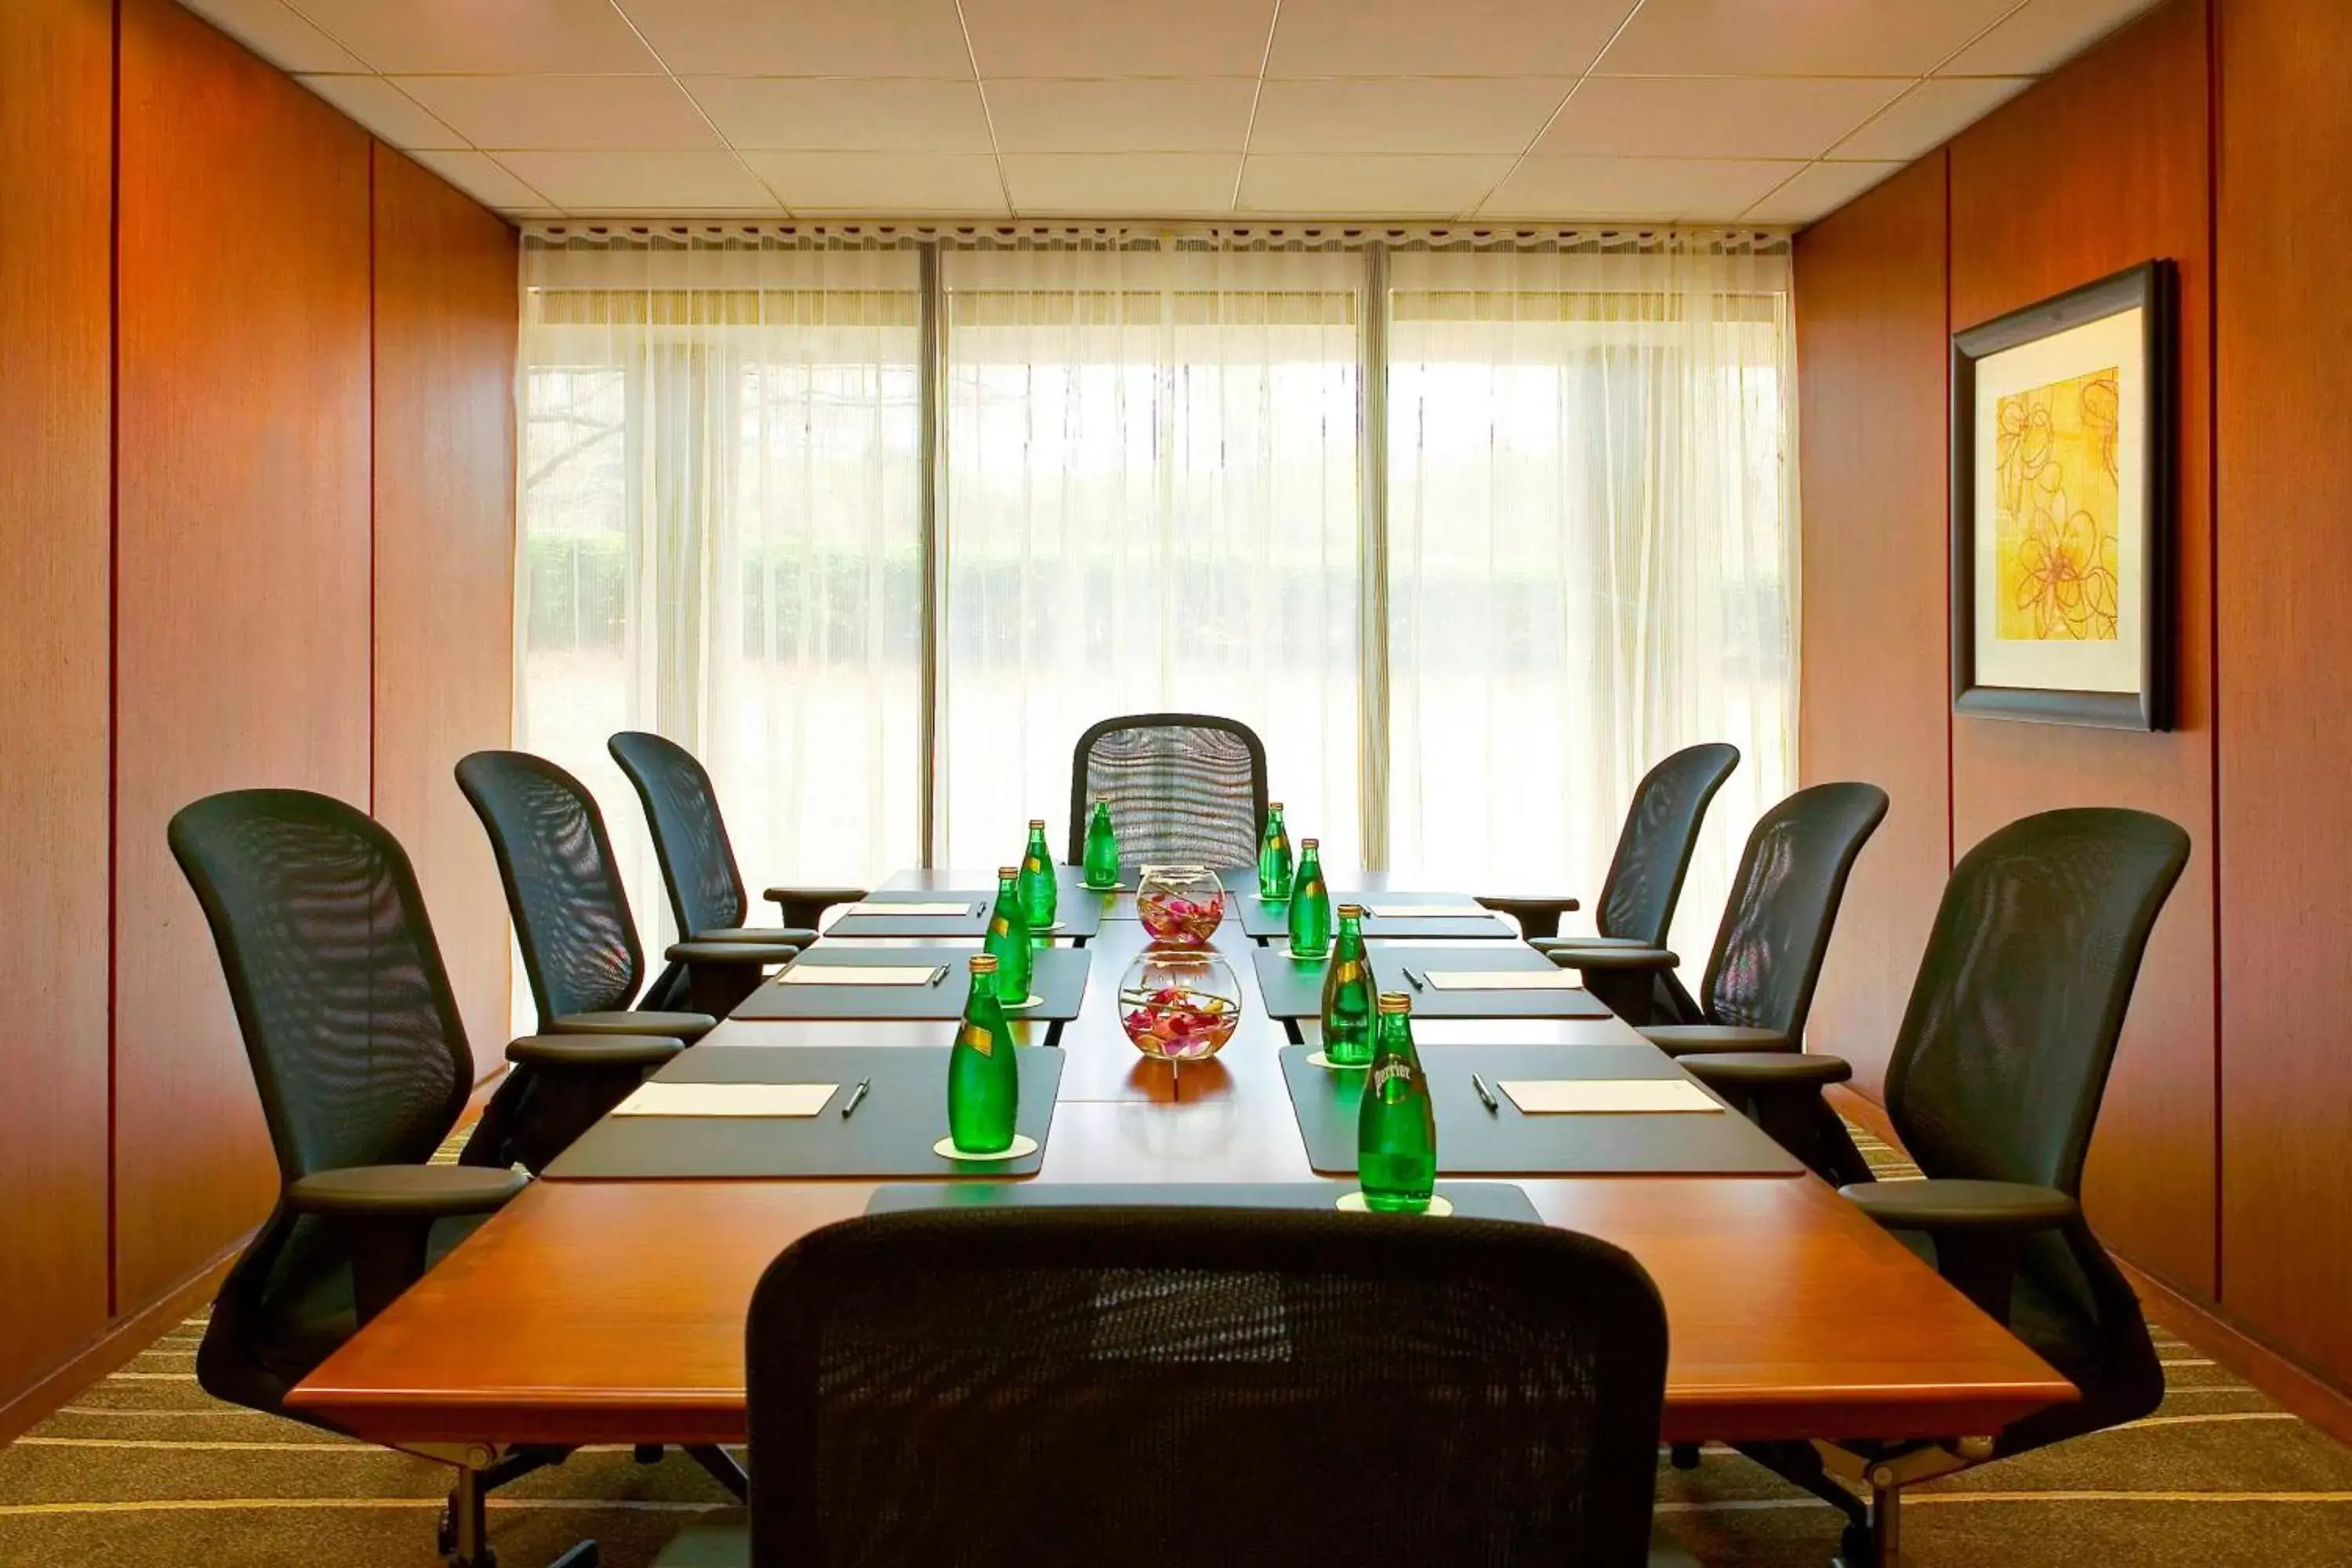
top-left (168, 789), bottom-right (468, 1182)
top-left (1067, 713), bottom-right (1271, 867)
top-left (456, 750), bottom-right (644, 1026)
top-left (1699, 782), bottom-right (1888, 1038)
top-left (1595, 743), bottom-right (1740, 943)
top-left (1888, 808), bottom-right (2190, 1195)
top-left (608, 731), bottom-right (748, 938)
top-left (746, 1207), bottom-right (1667, 1568)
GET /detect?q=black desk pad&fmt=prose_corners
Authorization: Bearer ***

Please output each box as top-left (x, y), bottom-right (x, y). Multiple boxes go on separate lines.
top-left (731, 945), bottom-right (1091, 1022)
top-left (865, 1180), bottom-right (1544, 1225)
top-left (1279, 1044), bottom-right (1802, 1178)
top-left (1251, 944), bottom-right (1613, 1020)
top-left (825, 889), bottom-right (1105, 941)
top-left (547, 1045), bottom-right (1064, 1180)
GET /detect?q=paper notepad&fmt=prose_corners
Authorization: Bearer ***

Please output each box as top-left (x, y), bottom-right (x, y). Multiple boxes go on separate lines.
top-left (844, 901), bottom-right (975, 917)
top-left (1423, 969), bottom-right (1582, 992)
top-left (612, 1082), bottom-right (837, 1118)
top-left (1363, 902), bottom-right (1491, 919)
top-left (781, 964), bottom-right (943, 987)
top-left (1499, 1080), bottom-right (1722, 1115)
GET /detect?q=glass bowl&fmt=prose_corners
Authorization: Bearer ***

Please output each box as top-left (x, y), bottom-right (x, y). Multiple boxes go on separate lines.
top-left (1119, 944), bottom-right (1243, 1063)
top-left (1136, 864), bottom-right (1225, 945)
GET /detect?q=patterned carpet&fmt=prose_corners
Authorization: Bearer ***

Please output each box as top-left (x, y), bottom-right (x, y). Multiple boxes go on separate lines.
top-left (2, 1128), bottom-right (2348, 1567)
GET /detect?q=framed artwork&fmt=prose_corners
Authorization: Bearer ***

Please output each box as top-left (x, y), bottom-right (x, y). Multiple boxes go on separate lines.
top-left (1951, 260), bottom-right (2176, 730)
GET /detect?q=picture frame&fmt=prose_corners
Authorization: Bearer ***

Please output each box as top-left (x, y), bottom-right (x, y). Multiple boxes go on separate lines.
top-left (1950, 260), bottom-right (2176, 731)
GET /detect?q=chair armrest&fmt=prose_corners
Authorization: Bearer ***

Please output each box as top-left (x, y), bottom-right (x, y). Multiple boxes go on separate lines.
top-left (1472, 895), bottom-right (1581, 941)
top-left (1681, 1051), bottom-right (1852, 1090)
top-left (690, 924), bottom-right (822, 949)
top-left (285, 1163), bottom-right (527, 1219)
top-left (1548, 945), bottom-right (1679, 973)
top-left (1640, 1024), bottom-right (1791, 1056)
top-left (1839, 1178), bottom-right (2079, 1236)
top-left (507, 1032), bottom-right (685, 1069)
top-left (666, 938), bottom-right (802, 967)
top-left (764, 885), bottom-right (870, 928)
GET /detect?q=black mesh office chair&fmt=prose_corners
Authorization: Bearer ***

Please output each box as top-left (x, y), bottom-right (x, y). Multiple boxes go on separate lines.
top-left (1581, 782), bottom-right (1887, 1077)
top-left (606, 731), bottom-right (844, 1010)
top-left (1067, 713), bottom-right (1269, 869)
top-left (655, 1206), bottom-right (1678, 1568)
top-left (1486, 742), bottom-right (1739, 1011)
top-left (457, 751), bottom-right (794, 1034)
top-left (1693, 808), bottom-right (2189, 1561)
top-left (169, 789), bottom-right (638, 1568)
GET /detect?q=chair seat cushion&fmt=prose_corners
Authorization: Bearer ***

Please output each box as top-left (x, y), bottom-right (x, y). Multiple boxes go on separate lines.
top-left (553, 1009), bottom-right (717, 1043)
top-left (285, 1164), bottom-right (527, 1218)
top-left (691, 926), bottom-right (821, 948)
top-left (1641, 1024), bottom-right (1790, 1055)
top-left (507, 1032), bottom-right (685, 1068)
top-left (1840, 1178), bottom-right (2080, 1232)
top-left (667, 938), bottom-right (803, 966)
top-left (1680, 1051), bottom-right (1852, 1088)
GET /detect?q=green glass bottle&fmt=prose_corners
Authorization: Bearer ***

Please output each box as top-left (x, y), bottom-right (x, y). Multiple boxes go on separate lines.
top-left (1319, 904), bottom-right (1376, 1066)
top-left (1287, 837), bottom-right (1331, 958)
top-left (1258, 801), bottom-right (1294, 902)
top-left (1357, 992), bottom-right (1436, 1212)
top-left (1081, 798), bottom-right (1120, 889)
top-left (947, 953), bottom-right (1019, 1154)
top-left (984, 865), bottom-right (1035, 1007)
top-left (1018, 818), bottom-right (1058, 930)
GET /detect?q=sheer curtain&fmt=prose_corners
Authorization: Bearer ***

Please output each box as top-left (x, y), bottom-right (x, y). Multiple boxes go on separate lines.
top-left (516, 233), bottom-right (923, 997)
top-left (938, 241), bottom-right (1363, 869)
top-left (1385, 235), bottom-right (1797, 960)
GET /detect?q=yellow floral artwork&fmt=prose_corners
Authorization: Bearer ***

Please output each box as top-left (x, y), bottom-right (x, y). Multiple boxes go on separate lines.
top-left (1994, 368), bottom-right (2122, 641)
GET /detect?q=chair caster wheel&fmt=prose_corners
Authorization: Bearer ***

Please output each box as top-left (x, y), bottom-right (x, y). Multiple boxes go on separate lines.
top-left (445, 1550), bottom-right (495, 1568)
top-left (1669, 1442), bottom-right (1702, 1470)
top-left (437, 1500), bottom-right (457, 1555)
top-left (1835, 1519), bottom-right (1872, 1566)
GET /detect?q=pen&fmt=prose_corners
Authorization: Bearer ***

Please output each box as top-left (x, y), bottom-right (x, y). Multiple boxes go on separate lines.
top-left (1403, 966), bottom-right (1426, 991)
top-left (927, 964), bottom-right (947, 986)
top-left (1470, 1073), bottom-right (1500, 1113)
top-left (840, 1078), bottom-right (872, 1119)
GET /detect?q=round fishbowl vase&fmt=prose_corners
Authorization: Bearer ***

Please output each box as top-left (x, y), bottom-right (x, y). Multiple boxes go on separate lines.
top-left (1135, 864), bottom-right (1225, 945)
top-left (1120, 945), bottom-right (1243, 1069)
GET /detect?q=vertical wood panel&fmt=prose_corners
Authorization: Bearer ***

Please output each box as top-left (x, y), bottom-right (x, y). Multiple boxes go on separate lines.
top-left (113, 0), bottom-right (373, 1312)
top-left (371, 146), bottom-right (518, 1069)
top-left (1946, 0), bottom-right (2217, 1295)
top-left (0, 0), bottom-right (114, 1392)
top-left (2215, 0), bottom-right (2352, 1388)
top-left (1793, 154), bottom-right (1951, 1099)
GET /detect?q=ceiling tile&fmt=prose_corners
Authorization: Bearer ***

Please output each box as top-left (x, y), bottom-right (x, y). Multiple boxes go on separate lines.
top-left (178, 0), bottom-right (366, 71)
top-left (401, 149), bottom-right (559, 212)
top-left (739, 151), bottom-right (1007, 213)
top-left (987, 78), bottom-right (1258, 153)
top-left (497, 149), bottom-right (779, 209)
top-left (1740, 159), bottom-right (1904, 223)
top-left (1537, 76), bottom-right (1906, 161)
top-left (296, 74), bottom-right (468, 148)
top-left (1266, 0), bottom-right (1636, 76)
top-left (1831, 77), bottom-right (2032, 162)
top-left (1939, 0), bottom-right (2161, 76)
top-left (1002, 153), bottom-right (1240, 213)
top-left (1595, 0), bottom-right (2018, 78)
top-left (394, 76), bottom-right (722, 151)
top-left (960, 0), bottom-right (1276, 76)
top-left (1236, 154), bottom-right (1515, 216)
top-left (615, 0), bottom-right (975, 75)
top-left (1249, 78), bottom-right (1570, 156)
top-left (684, 77), bottom-right (993, 151)
top-left (1479, 156), bottom-right (1798, 220)
top-left (288, 0), bottom-right (662, 74)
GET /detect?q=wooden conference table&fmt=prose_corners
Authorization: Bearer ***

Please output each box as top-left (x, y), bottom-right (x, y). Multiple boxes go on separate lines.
top-left (289, 874), bottom-right (2071, 1460)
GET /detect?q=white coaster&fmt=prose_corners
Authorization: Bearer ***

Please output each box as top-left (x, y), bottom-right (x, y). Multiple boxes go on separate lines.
top-left (1336, 1192), bottom-right (1454, 1217)
top-left (932, 1133), bottom-right (1040, 1162)
top-left (1305, 1051), bottom-right (1370, 1071)
top-left (1004, 993), bottom-right (1046, 1011)
top-left (1285, 947), bottom-right (1329, 962)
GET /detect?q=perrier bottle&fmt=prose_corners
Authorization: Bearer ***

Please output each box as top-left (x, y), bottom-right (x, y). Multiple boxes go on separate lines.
top-left (1018, 818), bottom-right (1058, 931)
top-left (1082, 798), bottom-right (1120, 888)
top-left (1319, 904), bottom-right (1376, 1066)
top-left (1258, 801), bottom-right (1294, 902)
top-left (948, 953), bottom-right (1019, 1153)
top-left (1287, 837), bottom-right (1331, 958)
top-left (984, 866), bottom-right (1036, 1008)
top-left (1357, 992), bottom-right (1436, 1212)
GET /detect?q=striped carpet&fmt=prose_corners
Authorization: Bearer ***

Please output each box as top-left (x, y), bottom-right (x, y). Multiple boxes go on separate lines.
top-left (3, 1130), bottom-right (2348, 1567)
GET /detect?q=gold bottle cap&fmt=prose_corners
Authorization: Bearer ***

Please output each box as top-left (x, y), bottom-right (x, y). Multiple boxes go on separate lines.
top-left (1377, 992), bottom-right (1412, 1014)
top-left (1301, 837), bottom-right (1319, 850)
top-left (998, 865), bottom-right (1019, 879)
top-left (970, 953), bottom-right (999, 973)
top-left (1269, 800), bottom-right (1284, 811)
top-left (1029, 818), bottom-right (1047, 829)
top-left (1338, 903), bottom-right (1365, 919)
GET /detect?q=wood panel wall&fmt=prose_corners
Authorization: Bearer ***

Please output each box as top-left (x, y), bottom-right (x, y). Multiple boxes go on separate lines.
top-left (0, 0), bottom-right (115, 1400)
top-left (0, 0), bottom-right (517, 1421)
top-left (1799, 0), bottom-right (2352, 1398)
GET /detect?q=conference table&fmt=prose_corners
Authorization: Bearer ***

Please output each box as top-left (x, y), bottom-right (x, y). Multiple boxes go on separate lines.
top-left (287, 869), bottom-right (2072, 1544)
